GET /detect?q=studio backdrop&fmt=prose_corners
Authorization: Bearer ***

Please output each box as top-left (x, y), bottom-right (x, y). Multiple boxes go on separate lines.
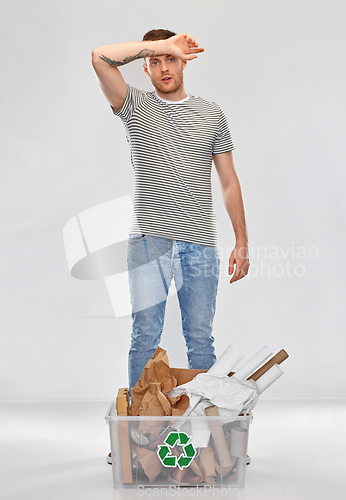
top-left (1, 0), bottom-right (345, 400)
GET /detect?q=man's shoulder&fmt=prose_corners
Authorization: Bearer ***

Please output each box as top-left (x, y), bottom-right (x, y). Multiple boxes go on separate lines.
top-left (126, 83), bottom-right (154, 99)
top-left (189, 94), bottom-right (222, 111)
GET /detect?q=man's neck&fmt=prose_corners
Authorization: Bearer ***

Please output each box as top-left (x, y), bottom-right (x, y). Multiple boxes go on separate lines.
top-left (155, 87), bottom-right (188, 102)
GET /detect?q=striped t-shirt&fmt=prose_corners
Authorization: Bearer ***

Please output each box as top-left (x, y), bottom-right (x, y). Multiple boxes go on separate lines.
top-left (112, 83), bottom-right (235, 247)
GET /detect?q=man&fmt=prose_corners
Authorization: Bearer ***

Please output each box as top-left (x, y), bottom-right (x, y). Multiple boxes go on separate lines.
top-left (92, 30), bottom-right (250, 393)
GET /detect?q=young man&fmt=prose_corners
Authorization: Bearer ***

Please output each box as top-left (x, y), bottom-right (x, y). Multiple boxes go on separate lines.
top-left (92, 30), bottom-right (250, 392)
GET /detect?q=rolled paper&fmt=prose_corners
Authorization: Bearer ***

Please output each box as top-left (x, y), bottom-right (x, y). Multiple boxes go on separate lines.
top-left (230, 428), bottom-right (248, 458)
top-left (208, 345), bottom-right (244, 377)
top-left (248, 349), bottom-right (288, 381)
top-left (256, 364), bottom-right (283, 394)
top-left (190, 418), bottom-right (211, 448)
top-left (204, 405), bottom-right (235, 472)
top-left (232, 346), bottom-right (272, 380)
top-left (230, 427), bottom-right (249, 487)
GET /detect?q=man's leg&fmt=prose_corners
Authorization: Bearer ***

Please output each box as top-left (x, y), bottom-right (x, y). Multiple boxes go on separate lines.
top-left (174, 241), bottom-right (220, 370)
top-left (127, 234), bottom-right (173, 391)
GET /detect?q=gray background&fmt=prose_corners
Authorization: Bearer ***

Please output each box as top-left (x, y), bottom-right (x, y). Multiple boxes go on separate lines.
top-left (1, 0), bottom-right (345, 400)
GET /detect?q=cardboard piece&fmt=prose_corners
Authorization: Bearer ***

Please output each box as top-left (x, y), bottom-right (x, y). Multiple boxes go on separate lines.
top-left (171, 368), bottom-right (206, 385)
top-left (189, 457), bottom-right (204, 480)
top-left (116, 387), bottom-right (130, 416)
top-left (169, 447), bottom-right (218, 485)
top-left (204, 405), bottom-right (236, 476)
top-left (197, 446), bottom-right (217, 483)
top-left (116, 388), bottom-right (133, 484)
top-left (169, 467), bottom-right (188, 484)
top-left (248, 349), bottom-right (289, 381)
top-left (169, 455), bottom-right (204, 485)
top-left (132, 444), bottom-right (163, 482)
top-left (167, 447), bottom-right (189, 484)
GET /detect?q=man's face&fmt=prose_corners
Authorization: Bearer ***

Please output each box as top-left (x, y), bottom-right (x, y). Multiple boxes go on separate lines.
top-left (143, 55), bottom-right (187, 94)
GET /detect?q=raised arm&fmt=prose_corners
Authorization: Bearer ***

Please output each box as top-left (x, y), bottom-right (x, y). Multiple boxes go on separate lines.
top-left (91, 34), bottom-right (204, 111)
top-left (213, 151), bottom-right (250, 283)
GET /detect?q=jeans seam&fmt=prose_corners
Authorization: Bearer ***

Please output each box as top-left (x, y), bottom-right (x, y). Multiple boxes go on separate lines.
top-left (156, 257), bottom-right (169, 295)
top-left (143, 236), bottom-right (150, 263)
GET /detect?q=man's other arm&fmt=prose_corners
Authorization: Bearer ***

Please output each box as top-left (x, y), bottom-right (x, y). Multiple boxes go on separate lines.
top-left (91, 34), bottom-right (204, 111)
top-left (213, 151), bottom-right (250, 283)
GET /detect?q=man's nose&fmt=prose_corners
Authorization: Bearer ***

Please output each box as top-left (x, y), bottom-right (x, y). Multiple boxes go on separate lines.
top-left (161, 62), bottom-right (168, 73)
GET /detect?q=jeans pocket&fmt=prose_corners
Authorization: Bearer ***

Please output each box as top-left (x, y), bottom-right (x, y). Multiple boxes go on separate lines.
top-left (129, 233), bottom-right (145, 241)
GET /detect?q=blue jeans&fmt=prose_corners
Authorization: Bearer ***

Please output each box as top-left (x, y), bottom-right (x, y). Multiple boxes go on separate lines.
top-left (127, 234), bottom-right (220, 391)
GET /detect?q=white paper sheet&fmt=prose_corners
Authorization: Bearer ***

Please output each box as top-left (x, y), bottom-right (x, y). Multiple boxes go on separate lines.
top-left (168, 373), bottom-right (259, 417)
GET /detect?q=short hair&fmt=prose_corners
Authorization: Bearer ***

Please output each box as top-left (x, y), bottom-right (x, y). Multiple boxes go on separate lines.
top-left (142, 29), bottom-right (176, 42)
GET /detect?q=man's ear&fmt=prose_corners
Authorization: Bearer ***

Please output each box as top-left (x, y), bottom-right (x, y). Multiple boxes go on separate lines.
top-left (143, 62), bottom-right (149, 76)
top-left (182, 60), bottom-right (187, 71)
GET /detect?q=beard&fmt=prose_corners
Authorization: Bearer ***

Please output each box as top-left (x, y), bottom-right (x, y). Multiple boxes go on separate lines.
top-left (152, 71), bottom-right (184, 95)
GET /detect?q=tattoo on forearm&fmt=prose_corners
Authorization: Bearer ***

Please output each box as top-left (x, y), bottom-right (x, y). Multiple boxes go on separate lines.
top-left (99, 49), bottom-right (155, 67)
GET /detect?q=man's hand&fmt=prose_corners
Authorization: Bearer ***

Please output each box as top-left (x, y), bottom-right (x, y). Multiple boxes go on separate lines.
top-left (164, 33), bottom-right (204, 61)
top-left (229, 244), bottom-right (250, 284)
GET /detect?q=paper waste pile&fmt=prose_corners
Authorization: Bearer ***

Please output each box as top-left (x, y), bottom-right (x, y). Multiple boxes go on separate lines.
top-left (112, 344), bottom-right (289, 486)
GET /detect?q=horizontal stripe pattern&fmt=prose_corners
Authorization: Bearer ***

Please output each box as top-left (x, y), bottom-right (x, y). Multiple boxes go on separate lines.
top-left (112, 84), bottom-right (235, 247)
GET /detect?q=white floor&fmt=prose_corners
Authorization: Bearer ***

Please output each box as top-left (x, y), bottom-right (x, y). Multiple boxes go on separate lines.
top-left (1, 399), bottom-right (345, 500)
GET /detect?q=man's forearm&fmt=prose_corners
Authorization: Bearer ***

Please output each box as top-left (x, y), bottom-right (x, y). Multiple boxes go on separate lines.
top-left (222, 182), bottom-right (248, 246)
top-left (92, 40), bottom-right (166, 67)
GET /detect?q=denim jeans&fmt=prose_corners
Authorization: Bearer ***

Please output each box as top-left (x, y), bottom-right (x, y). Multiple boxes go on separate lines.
top-left (127, 234), bottom-right (220, 391)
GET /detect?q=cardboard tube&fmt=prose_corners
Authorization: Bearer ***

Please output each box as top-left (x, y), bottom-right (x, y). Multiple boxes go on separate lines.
top-left (256, 364), bottom-right (283, 394)
top-left (248, 349), bottom-right (288, 381)
top-left (230, 428), bottom-right (248, 458)
top-left (208, 345), bottom-right (244, 377)
top-left (232, 346), bottom-right (272, 380)
top-left (204, 405), bottom-right (235, 471)
top-left (229, 427), bottom-right (249, 487)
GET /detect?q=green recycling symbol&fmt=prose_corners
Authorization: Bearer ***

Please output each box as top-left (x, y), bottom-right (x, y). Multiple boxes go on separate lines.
top-left (157, 431), bottom-right (196, 469)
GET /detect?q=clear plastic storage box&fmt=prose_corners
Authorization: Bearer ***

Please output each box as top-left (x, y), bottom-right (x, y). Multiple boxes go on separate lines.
top-left (106, 401), bottom-right (252, 488)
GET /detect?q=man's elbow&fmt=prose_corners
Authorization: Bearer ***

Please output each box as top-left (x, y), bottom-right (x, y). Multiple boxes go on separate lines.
top-left (222, 178), bottom-right (241, 196)
top-left (91, 48), bottom-right (101, 68)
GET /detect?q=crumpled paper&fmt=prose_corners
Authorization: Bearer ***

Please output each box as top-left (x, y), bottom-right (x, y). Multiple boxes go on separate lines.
top-left (168, 372), bottom-right (259, 416)
top-left (129, 347), bottom-right (187, 416)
